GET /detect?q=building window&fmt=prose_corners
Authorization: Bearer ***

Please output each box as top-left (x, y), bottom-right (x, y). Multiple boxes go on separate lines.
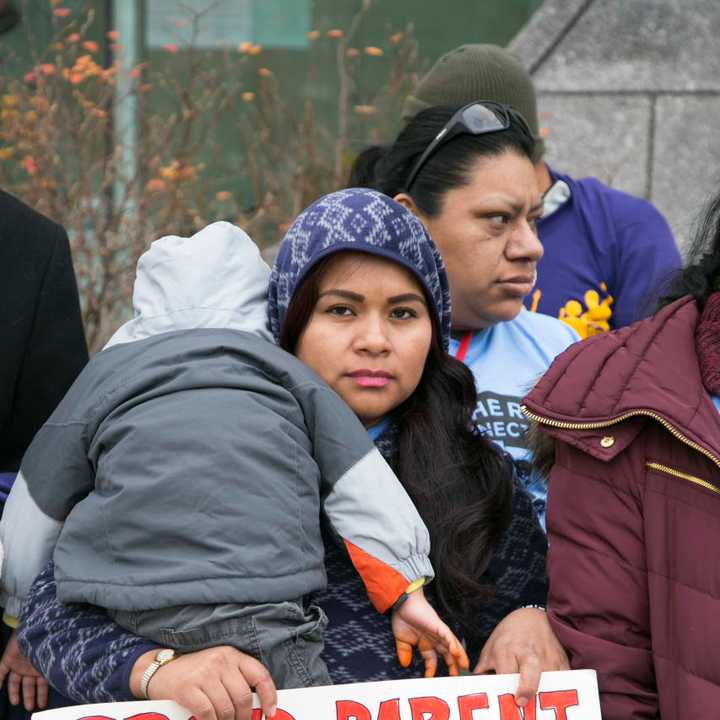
top-left (145, 0), bottom-right (310, 49)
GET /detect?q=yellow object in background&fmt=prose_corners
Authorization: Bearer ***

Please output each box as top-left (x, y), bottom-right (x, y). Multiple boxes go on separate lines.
top-left (558, 283), bottom-right (614, 339)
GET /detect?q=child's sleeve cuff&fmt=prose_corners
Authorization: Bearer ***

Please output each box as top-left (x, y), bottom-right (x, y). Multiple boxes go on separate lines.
top-left (3, 613), bottom-right (19, 629)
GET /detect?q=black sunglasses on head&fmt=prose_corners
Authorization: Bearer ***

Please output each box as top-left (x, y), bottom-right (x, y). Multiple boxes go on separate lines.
top-left (404, 100), bottom-right (534, 192)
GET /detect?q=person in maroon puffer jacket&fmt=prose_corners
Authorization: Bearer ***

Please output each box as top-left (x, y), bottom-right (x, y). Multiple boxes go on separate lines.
top-left (523, 190), bottom-right (720, 719)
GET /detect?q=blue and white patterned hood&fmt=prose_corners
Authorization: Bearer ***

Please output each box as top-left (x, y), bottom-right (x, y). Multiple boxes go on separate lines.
top-left (267, 188), bottom-right (452, 350)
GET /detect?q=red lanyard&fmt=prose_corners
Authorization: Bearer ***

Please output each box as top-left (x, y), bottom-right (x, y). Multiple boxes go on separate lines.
top-left (455, 331), bottom-right (473, 363)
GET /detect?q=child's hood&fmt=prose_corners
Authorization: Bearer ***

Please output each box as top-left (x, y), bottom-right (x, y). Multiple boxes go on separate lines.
top-left (104, 221), bottom-right (272, 349)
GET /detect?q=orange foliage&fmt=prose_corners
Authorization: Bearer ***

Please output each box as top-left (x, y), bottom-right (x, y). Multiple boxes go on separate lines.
top-left (0, 3), bottom-right (421, 352)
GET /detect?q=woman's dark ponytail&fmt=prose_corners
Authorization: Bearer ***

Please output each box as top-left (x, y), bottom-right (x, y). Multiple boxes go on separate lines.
top-left (346, 145), bottom-right (388, 189)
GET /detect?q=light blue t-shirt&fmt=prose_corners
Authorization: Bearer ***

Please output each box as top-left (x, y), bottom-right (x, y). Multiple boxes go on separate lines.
top-left (449, 309), bottom-right (579, 528)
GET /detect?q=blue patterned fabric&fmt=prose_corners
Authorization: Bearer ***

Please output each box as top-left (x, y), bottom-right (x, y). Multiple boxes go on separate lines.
top-left (17, 562), bottom-right (155, 703)
top-left (268, 188), bottom-right (452, 350)
top-left (0, 620), bottom-right (74, 720)
top-left (317, 424), bottom-right (548, 682)
top-left (0, 472), bottom-right (15, 507)
top-left (515, 460), bottom-right (548, 532)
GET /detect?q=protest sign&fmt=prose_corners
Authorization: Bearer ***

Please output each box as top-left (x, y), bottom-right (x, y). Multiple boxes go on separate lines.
top-left (32, 669), bottom-right (601, 720)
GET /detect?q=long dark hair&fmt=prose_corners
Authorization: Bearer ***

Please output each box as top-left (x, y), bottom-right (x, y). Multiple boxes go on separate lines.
top-left (280, 253), bottom-right (513, 637)
top-left (661, 191), bottom-right (720, 311)
top-left (348, 105), bottom-right (535, 217)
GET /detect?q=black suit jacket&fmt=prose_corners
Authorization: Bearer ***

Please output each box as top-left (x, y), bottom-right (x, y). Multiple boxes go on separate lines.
top-left (0, 190), bottom-right (88, 471)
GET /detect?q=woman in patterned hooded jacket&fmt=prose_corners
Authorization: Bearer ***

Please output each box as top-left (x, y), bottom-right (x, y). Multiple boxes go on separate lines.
top-left (14, 186), bottom-right (564, 719)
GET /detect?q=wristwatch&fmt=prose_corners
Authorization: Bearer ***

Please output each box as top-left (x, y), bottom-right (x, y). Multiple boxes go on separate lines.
top-left (140, 648), bottom-right (178, 699)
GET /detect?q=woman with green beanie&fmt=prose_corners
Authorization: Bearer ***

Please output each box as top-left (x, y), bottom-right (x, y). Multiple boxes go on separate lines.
top-left (402, 43), bottom-right (681, 337)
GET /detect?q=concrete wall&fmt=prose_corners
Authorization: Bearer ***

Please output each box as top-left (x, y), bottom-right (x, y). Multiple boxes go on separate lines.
top-left (510, 0), bottom-right (720, 251)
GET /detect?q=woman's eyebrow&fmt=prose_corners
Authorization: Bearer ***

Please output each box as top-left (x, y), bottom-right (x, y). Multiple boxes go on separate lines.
top-left (473, 196), bottom-right (523, 216)
top-left (318, 289), bottom-right (365, 302)
top-left (388, 293), bottom-right (427, 305)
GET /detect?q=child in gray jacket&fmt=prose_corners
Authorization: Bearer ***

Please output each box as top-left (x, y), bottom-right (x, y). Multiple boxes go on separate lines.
top-left (0, 222), bottom-right (466, 695)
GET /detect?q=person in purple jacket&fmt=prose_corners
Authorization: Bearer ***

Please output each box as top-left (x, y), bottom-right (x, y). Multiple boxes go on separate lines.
top-left (402, 44), bottom-right (682, 338)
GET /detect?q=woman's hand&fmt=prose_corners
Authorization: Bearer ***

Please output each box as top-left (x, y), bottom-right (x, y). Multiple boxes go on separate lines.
top-left (131, 646), bottom-right (277, 720)
top-left (474, 608), bottom-right (569, 709)
top-left (0, 629), bottom-right (49, 711)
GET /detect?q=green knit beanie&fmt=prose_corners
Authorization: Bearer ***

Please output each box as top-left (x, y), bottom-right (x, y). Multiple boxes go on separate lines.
top-left (402, 44), bottom-right (544, 163)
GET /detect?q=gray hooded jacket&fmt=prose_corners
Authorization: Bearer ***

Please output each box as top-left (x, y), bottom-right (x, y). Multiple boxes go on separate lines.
top-left (0, 222), bottom-right (432, 616)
